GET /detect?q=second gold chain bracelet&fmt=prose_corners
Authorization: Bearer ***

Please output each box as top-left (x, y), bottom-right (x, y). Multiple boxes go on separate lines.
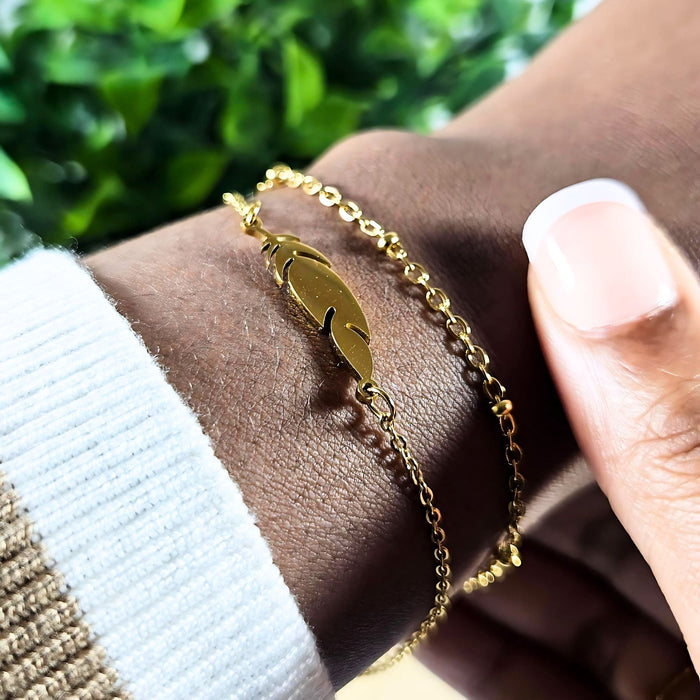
top-left (223, 164), bottom-right (526, 671)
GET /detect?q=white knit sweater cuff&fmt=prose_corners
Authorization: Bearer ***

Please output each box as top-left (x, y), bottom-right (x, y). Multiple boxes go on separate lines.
top-left (0, 248), bottom-right (333, 700)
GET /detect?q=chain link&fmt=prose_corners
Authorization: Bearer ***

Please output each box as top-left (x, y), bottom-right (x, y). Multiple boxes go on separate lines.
top-left (355, 379), bottom-right (451, 669)
top-left (254, 163), bottom-right (526, 667)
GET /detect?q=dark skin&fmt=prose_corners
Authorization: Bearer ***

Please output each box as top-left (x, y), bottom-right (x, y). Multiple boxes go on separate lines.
top-left (87, 0), bottom-right (700, 689)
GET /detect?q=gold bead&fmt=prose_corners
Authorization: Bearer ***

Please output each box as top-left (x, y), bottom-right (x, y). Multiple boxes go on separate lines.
top-left (509, 544), bottom-right (522, 567)
top-left (377, 232), bottom-right (400, 250)
top-left (491, 399), bottom-right (513, 416)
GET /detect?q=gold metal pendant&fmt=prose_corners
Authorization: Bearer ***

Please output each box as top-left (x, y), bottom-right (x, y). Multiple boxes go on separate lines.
top-left (261, 229), bottom-right (374, 384)
top-left (224, 192), bottom-right (373, 384)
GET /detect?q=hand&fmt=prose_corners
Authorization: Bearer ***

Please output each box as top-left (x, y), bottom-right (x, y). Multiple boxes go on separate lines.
top-left (420, 181), bottom-right (700, 699)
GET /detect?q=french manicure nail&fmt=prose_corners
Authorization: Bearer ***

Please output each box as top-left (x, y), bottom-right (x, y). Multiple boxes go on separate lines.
top-left (522, 179), bottom-right (678, 332)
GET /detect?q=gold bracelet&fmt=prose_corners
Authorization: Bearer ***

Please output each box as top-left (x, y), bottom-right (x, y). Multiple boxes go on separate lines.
top-left (257, 164), bottom-right (527, 592)
top-left (223, 165), bottom-right (525, 670)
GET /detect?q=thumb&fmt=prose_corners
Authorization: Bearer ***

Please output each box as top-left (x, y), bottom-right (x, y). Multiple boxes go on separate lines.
top-left (523, 180), bottom-right (700, 669)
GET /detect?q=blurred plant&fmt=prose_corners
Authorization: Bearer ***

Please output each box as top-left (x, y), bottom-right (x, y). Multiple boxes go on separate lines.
top-left (0, 0), bottom-right (575, 263)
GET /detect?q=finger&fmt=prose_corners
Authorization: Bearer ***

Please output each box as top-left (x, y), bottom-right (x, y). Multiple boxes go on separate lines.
top-left (522, 179), bottom-right (700, 668)
top-left (531, 482), bottom-right (680, 636)
top-left (419, 597), bottom-right (612, 700)
top-left (467, 541), bottom-right (691, 699)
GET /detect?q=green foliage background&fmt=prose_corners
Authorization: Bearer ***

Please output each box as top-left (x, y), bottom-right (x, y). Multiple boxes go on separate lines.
top-left (0, 0), bottom-right (576, 264)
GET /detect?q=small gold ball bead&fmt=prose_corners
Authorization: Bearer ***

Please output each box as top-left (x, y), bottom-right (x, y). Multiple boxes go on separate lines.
top-left (377, 232), bottom-right (400, 250)
top-left (491, 399), bottom-right (513, 416)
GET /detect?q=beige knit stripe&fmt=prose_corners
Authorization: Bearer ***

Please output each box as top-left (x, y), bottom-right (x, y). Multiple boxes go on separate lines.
top-left (0, 471), bottom-right (131, 699)
top-left (0, 486), bottom-right (19, 523)
top-left (0, 575), bottom-right (63, 632)
top-left (65, 665), bottom-right (123, 700)
top-left (0, 518), bottom-right (33, 560)
top-left (1, 598), bottom-right (80, 662)
top-left (2, 547), bottom-right (46, 593)
top-left (22, 647), bottom-right (112, 700)
top-left (1, 625), bottom-right (91, 696)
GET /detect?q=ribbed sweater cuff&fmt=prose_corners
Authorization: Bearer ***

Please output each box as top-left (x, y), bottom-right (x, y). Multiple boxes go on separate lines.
top-left (0, 249), bottom-right (333, 699)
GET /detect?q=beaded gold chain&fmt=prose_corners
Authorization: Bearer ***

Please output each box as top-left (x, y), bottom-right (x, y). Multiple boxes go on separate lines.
top-left (223, 163), bottom-right (525, 670)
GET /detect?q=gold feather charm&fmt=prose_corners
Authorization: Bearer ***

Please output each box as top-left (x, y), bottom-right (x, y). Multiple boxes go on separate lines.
top-left (224, 192), bottom-right (374, 384)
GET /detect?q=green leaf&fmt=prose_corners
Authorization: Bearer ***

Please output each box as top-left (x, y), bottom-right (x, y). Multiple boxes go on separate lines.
top-left (0, 148), bottom-right (32, 202)
top-left (267, 5), bottom-right (310, 35)
top-left (447, 55), bottom-right (506, 110)
top-left (41, 33), bottom-right (101, 85)
top-left (166, 150), bottom-right (228, 209)
top-left (220, 93), bottom-right (274, 152)
top-left (0, 45), bottom-right (11, 72)
top-left (283, 37), bottom-right (324, 127)
top-left (0, 90), bottom-right (26, 123)
top-left (409, 0), bottom-right (482, 32)
top-left (41, 32), bottom-right (191, 86)
top-left (287, 93), bottom-right (364, 157)
top-left (101, 74), bottom-right (161, 135)
top-left (362, 26), bottom-right (414, 58)
top-left (84, 114), bottom-right (126, 150)
top-left (0, 209), bottom-right (39, 268)
top-left (180, 0), bottom-right (242, 27)
top-left (492, 0), bottom-right (528, 29)
top-left (17, 0), bottom-right (124, 31)
top-left (63, 175), bottom-right (122, 237)
top-left (133, 0), bottom-right (186, 33)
